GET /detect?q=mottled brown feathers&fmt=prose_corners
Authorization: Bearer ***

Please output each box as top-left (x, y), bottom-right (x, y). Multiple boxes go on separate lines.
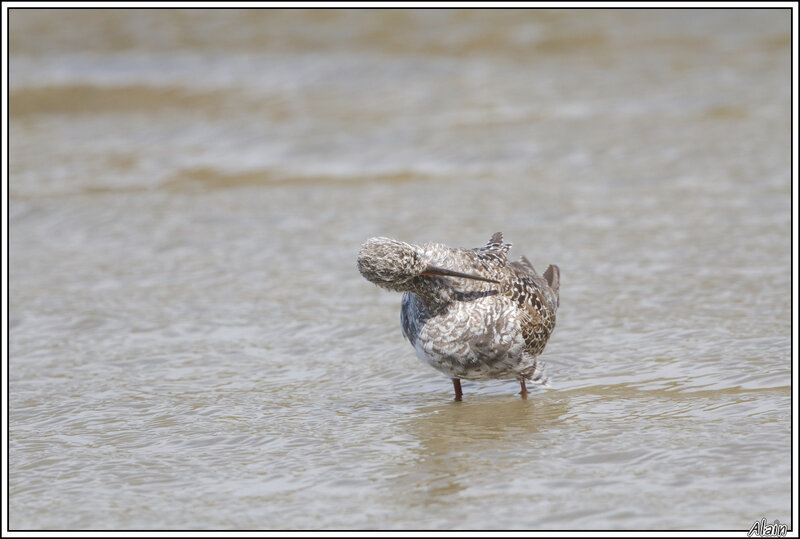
top-left (358, 232), bottom-right (560, 392)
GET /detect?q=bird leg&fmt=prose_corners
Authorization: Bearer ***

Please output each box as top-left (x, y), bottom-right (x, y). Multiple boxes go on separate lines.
top-left (519, 378), bottom-right (528, 399)
top-left (452, 378), bottom-right (463, 401)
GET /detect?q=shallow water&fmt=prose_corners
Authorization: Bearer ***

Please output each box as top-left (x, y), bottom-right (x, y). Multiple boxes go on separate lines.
top-left (8, 8), bottom-right (792, 530)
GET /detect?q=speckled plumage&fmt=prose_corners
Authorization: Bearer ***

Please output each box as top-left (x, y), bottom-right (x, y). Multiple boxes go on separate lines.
top-left (357, 232), bottom-right (560, 398)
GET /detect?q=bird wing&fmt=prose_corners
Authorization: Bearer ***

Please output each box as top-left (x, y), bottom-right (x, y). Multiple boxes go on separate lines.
top-left (473, 232), bottom-right (511, 267)
top-left (506, 259), bottom-right (558, 357)
top-left (509, 257), bottom-right (559, 309)
top-left (544, 264), bottom-right (560, 307)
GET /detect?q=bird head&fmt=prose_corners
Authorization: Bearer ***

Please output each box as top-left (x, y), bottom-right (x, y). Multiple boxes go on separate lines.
top-left (357, 236), bottom-right (498, 292)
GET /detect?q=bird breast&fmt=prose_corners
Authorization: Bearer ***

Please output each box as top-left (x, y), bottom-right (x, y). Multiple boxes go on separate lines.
top-left (405, 292), bottom-right (526, 366)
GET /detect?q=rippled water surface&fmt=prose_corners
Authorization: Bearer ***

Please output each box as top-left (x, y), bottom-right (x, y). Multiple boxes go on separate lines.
top-left (8, 8), bottom-right (793, 530)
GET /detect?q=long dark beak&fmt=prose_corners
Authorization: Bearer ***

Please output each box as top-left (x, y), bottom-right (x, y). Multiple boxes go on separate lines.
top-left (421, 265), bottom-right (500, 284)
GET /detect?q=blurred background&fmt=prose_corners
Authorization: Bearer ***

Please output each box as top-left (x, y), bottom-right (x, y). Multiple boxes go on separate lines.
top-left (8, 8), bottom-right (792, 530)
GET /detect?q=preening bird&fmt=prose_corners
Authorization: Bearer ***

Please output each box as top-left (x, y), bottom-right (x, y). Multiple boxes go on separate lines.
top-left (357, 232), bottom-right (559, 400)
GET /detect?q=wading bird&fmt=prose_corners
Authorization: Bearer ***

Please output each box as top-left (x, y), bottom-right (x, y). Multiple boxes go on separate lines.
top-left (357, 232), bottom-right (559, 400)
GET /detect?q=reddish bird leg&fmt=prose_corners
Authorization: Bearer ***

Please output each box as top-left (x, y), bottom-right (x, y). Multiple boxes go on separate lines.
top-left (452, 378), bottom-right (463, 401)
top-left (519, 378), bottom-right (528, 399)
